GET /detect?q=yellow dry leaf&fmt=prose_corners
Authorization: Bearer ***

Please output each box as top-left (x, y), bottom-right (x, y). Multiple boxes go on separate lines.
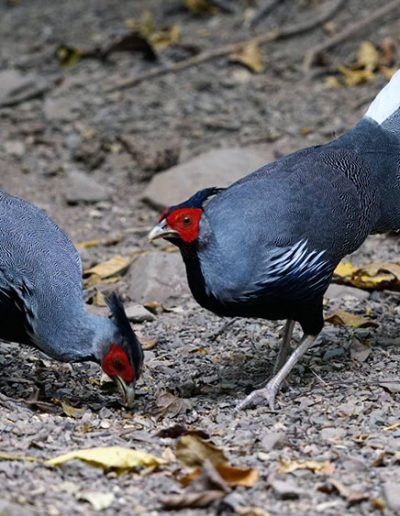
top-left (325, 310), bottom-right (378, 329)
top-left (91, 290), bottom-right (107, 307)
top-left (0, 452), bottom-right (38, 462)
top-left (357, 41), bottom-right (380, 72)
top-left (383, 421), bottom-right (400, 431)
top-left (299, 127), bottom-right (313, 137)
top-left (380, 65), bottom-right (397, 80)
top-left (143, 301), bottom-right (162, 312)
top-left (79, 492), bottom-right (115, 511)
top-left (215, 464), bottom-right (258, 487)
top-left (334, 261), bottom-right (400, 291)
top-left (125, 10), bottom-right (181, 51)
top-left (76, 239), bottom-right (101, 249)
top-left (280, 460), bottom-right (335, 475)
top-left (185, 0), bottom-right (217, 14)
top-left (60, 401), bottom-right (85, 418)
top-left (125, 10), bottom-right (154, 36)
top-left (334, 261), bottom-right (358, 278)
top-left (151, 24), bottom-right (181, 51)
top-left (180, 463), bottom-right (258, 488)
top-left (235, 508), bottom-right (270, 516)
top-left (46, 446), bottom-right (166, 472)
top-left (86, 256), bottom-right (130, 279)
top-left (338, 65), bottom-right (375, 86)
top-left (325, 76), bottom-right (342, 88)
top-left (141, 337), bottom-right (157, 350)
top-left (230, 41), bottom-right (264, 74)
top-left (176, 435), bottom-right (227, 468)
top-left (56, 45), bottom-right (83, 68)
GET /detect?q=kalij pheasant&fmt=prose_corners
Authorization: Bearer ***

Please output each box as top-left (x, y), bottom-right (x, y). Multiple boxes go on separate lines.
top-left (149, 70), bottom-right (400, 409)
top-left (0, 191), bottom-right (143, 406)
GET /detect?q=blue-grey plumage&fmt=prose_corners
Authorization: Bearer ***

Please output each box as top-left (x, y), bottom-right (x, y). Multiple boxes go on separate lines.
top-left (149, 69), bottom-right (400, 409)
top-left (0, 191), bottom-right (143, 406)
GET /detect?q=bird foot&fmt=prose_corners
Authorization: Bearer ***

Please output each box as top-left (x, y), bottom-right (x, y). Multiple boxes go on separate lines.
top-left (236, 378), bottom-right (280, 411)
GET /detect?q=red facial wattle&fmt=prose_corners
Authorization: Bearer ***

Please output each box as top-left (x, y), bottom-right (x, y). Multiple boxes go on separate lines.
top-left (165, 207), bottom-right (202, 243)
top-left (102, 344), bottom-right (134, 383)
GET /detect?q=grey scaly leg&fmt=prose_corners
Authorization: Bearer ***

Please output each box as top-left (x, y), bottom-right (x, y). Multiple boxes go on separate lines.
top-left (237, 334), bottom-right (317, 411)
top-left (273, 319), bottom-right (295, 375)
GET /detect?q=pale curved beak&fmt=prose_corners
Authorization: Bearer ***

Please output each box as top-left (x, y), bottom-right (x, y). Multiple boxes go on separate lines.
top-left (148, 220), bottom-right (179, 241)
top-left (115, 377), bottom-right (136, 408)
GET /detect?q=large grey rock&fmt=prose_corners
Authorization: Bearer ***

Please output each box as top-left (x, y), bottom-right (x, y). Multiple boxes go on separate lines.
top-left (65, 170), bottom-right (112, 204)
top-left (142, 147), bottom-right (273, 209)
top-left (124, 303), bottom-right (156, 322)
top-left (127, 252), bottom-right (189, 305)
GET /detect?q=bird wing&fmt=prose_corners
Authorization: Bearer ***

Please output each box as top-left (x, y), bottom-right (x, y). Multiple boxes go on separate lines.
top-left (0, 275), bottom-right (35, 345)
top-left (200, 145), bottom-right (378, 304)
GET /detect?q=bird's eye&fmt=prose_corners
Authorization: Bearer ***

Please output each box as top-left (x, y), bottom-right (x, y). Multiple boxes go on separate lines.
top-left (182, 216), bottom-right (192, 226)
top-left (113, 359), bottom-right (125, 371)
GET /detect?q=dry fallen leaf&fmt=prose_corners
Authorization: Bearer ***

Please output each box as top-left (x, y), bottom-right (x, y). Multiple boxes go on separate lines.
top-left (328, 40), bottom-right (389, 88)
top-left (79, 491), bottom-right (115, 511)
top-left (181, 464), bottom-right (259, 488)
top-left (150, 391), bottom-right (189, 420)
top-left (0, 451), bottom-right (38, 462)
top-left (46, 446), bottom-right (166, 473)
top-left (60, 400), bottom-right (86, 418)
top-left (141, 337), bottom-right (158, 350)
top-left (334, 261), bottom-right (400, 290)
top-left (161, 490), bottom-right (224, 510)
top-left (90, 290), bottom-right (107, 307)
top-left (325, 310), bottom-right (377, 329)
top-left (350, 337), bottom-right (372, 362)
top-left (176, 435), bottom-right (227, 468)
top-left (230, 41), bottom-right (264, 73)
top-left (185, 0), bottom-right (217, 14)
top-left (357, 41), bottom-right (380, 72)
top-left (325, 76), bottom-right (342, 88)
top-left (235, 508), bottom-right (270, 516)
top-left (76, 239), bottom-right (101, 249)
top-left (156, 424), bottom-right (210, 440)
top-left (279, 460), bottom-right (335, 475)
top-left (383, 421), bottom-right (400, 431)
top-left (85, 256), bottom-right (130, 279)
top-left (319, 479), bottom-right (369, 504)
top-left (125, 11), bottom-right (181, 52)
top-left (337, 65), bottom-right (375, 86)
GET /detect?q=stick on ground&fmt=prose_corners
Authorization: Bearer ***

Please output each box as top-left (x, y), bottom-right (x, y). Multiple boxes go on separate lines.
top-left (109, 0), bottom-right (345, 91)
top-left (303, 0), bottom-right (400, 71)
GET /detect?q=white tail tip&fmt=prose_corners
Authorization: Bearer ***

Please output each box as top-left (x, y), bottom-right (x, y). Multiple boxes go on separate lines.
top-left (365, 69), bottom-right (400, 124)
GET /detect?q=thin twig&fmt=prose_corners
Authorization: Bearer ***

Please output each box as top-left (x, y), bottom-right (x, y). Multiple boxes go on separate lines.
top-left (109, 0), bottom-right (345, 91)
top-left (303, 0), bottom-right (400, 71)
top-left (249, 0), bottom-right (282, 29)
top-left (208, 318), bottom-right (238, 341)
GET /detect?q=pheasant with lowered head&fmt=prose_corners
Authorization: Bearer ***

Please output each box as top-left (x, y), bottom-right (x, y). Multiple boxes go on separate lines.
top-left (0, 191), bottom-right (143, 406)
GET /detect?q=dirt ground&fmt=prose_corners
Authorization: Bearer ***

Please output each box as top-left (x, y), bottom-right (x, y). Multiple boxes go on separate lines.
top-left (1, 1), bottom-right (400, 514)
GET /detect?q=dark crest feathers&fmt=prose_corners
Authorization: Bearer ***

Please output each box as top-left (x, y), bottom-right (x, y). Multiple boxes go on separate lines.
top-left (106, 292), bottom-right (144, 378)
top-left (165, 187), bottom-right (224, 217)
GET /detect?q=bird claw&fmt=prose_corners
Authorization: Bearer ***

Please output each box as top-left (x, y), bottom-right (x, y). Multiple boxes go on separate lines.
top-left (236, 380), bottom-right (280, 411)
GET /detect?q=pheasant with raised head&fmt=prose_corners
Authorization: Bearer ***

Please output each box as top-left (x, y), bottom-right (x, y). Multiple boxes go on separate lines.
top-left (149, 70), bottom-right (400, 409)
top-left (0, 191), bottom-right (143, 406)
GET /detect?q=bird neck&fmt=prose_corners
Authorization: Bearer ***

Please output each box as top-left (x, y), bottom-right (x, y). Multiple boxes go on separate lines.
top-left (177, 221), bottom-right (223, 313)
top-left (31, 306), bottom-right (116, 363)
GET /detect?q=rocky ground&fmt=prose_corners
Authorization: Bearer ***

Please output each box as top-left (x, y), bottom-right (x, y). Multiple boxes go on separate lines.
top-left (1, 0), bottom-right (400, 514)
